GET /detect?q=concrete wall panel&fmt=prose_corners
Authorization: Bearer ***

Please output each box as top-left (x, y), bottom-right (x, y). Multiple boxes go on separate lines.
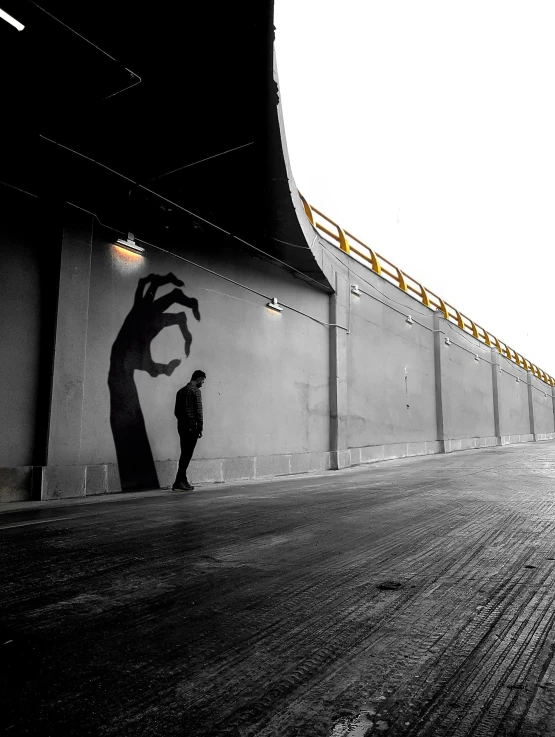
top-left (439, 321), bottom-right (495, 440)
top-left (0, 190), bottom-right (59, 469)
top-left (0, 467), bottom-right (33, 503)
top-left (0, 234), bottom-right (42, 467)
top-left (497, 359), bottom-right (530, 436)
top-left (531, 375), bottom-right (555, 435)
top-left (346, 263), bottom-right (437, 448)
top-left (85, 465), bottom-right (107, 496)
top-left (223, 457), bottom-right (256, 481)
top-left (47, 214), bottom-right (93, 466)
top-left (42, 466), bottom-right (86, 500)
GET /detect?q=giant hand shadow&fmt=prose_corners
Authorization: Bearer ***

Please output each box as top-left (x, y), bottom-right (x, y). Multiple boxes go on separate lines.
top-left (108, 273), bottom-right (201, 490)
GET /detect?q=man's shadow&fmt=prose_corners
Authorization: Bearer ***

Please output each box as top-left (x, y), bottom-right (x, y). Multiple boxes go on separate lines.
top-left (108, 273), bottom-right (201, 491)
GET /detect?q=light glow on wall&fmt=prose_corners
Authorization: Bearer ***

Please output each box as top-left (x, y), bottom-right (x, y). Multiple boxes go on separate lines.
top-left (113, 244), bottom-right (142, 261)
top-left (111, 244), bottom-right (144, 273)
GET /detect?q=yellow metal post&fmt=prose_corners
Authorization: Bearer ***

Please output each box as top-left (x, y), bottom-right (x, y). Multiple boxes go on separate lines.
top-left (396, 267), bottom-right (408, 292)
top-left (453, 309), bottom-right (465, 330)
top-left (337, 227), bottom-right (351, 255)
top-left (480, 327), bottom-right (491, 346)
top-left (368, 247), bottom-right (381, 275)
top-left (437, 298), bottom-right (449, 320)
top-left (420, 284), bottom-right (431, 308)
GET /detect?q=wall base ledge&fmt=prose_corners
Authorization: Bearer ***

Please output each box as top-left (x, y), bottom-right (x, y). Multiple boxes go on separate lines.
top-left (3, 434), bottom-right (555, 502)
top-left (349, 440), bottom-right (443, 467)
top-left (0, 452), bottom-right (333, 501)
top-left (348, 433), bottom-right (555, 470)
top-left (0, 466), bottom-right (35, 503)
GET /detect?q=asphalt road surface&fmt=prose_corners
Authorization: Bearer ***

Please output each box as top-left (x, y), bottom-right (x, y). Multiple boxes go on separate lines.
top-left (3, 442), bottom-right (555, 736)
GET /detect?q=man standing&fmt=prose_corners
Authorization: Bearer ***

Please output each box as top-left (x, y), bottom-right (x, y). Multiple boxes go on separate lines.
top-left (173, 370), bottom-right (206, 491)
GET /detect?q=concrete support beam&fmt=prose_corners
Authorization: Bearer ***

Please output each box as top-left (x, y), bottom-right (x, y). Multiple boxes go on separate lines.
top-left (433, 311), bottom-right (446, 453)
top-left (45, 210), bottom-right (93, 496)
top-left (527, 370), bottom-right (536, 441)
top-left (491, 349), bottom-right (502, 445)
top-left (329, 271), bottom-right (350, 469)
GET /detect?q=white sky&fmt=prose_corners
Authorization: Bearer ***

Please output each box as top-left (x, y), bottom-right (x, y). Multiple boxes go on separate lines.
top-left (274, 1), bottom-right (555, 376)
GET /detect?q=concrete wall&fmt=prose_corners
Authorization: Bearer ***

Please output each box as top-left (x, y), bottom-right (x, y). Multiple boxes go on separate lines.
top-left (531, 373), bottom-right (555, 438)
top-left (310, 233), bottom-right (555, 464)
top-left (3, 193), bottom-right (555, 502)
top-left (0, 223), bottom-right (42, 468)
top-left (497, 357), bottom-right (530, 439)
top-left (439, 319), bottom-right (496, 443)
top-left (0, 190), bottom-right (60, 501)
top-left (347, 260), bottom-right (437, 449)
top-left (36, 214), bottom-right (332, 498)
top-left (87, 235), bottom-right (330, 462)
top-left (2, 22), bottom-right (554, 504)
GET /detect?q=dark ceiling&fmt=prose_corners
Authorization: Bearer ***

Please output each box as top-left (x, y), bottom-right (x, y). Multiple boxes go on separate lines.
top-left (0, 0), bottom-right (330, 288)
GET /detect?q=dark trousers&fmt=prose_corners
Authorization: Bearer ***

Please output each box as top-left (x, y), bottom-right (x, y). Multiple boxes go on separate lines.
top-left (175, 423), bottom-right (198, 483)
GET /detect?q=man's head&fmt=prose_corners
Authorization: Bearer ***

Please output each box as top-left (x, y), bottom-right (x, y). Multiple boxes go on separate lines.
top-left (191, 370), bottom-right (206, 388)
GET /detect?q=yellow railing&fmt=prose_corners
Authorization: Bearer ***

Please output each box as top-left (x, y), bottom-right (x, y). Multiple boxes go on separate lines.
top-left (300, 194), bottom-right (554, 387)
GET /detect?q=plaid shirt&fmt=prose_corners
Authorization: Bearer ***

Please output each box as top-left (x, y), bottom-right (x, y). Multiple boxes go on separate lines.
top-left (175, 383), bottom-right (203, 432)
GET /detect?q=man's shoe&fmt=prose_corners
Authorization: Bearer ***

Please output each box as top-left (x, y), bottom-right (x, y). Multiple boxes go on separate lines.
top-left (172, 482), bottom-right (192, 491)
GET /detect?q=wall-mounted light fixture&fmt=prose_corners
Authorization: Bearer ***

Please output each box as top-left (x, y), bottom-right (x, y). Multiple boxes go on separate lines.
top-left (445, 337), bottom-right (451, 346)
top-left (406, 315), bottom-right (413, 325)
top-left (116, 232), bottom-right (144, 255)
top-left (475, 354), bottom-right (479, 361)
top-left (266, 297), bottom-right (283, 313)
top-left (516, 377), bottom-right (520, 382)
top-left (351, 285), bottom-right (361, 296)
top-left (0, 7), bottom-right (24, 31)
